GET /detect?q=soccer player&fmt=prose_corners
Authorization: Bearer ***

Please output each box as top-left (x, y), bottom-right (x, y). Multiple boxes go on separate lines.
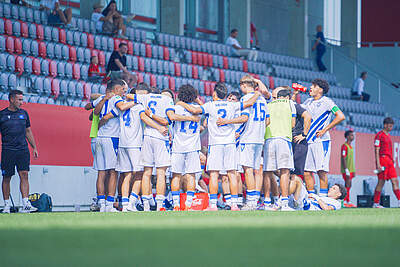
top-left (99, 91), bottom-right (168, 212)
top-left (263, 87), bottom-right (296, 211)
top-left (340, 130), bottom-right (356, 208)
top-left (91, 79), bottom-right (136, 212)
top-left (166, 85), bottom-right (202, 210)
top-left (287, 176), bottom-right (346, 211)
top-left (301, 79), bottom-right (345, 196)
top-left (126, 83), bottom-right (174, 211)
top-left (178, 83), bottom-right (260, 210)
top-left (373, 117), bottom-right (400, 208)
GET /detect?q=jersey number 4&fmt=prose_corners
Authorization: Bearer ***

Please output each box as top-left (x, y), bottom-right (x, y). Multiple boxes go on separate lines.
top-left (122, 110), bottom-right (131, 126)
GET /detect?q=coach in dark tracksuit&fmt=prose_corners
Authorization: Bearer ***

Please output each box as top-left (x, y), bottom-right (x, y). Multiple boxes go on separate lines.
top-left (0, 90), bottom-right (38, 213)
top-left (291, 92), bottom-right (311, 179)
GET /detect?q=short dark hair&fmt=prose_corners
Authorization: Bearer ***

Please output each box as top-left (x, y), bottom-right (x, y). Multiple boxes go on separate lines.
top-left (228, 91), bottom-right (241, 100)
top-left (231, 29), bottom-right (238, 34)
top-left (335, 183), bottom-right (347, 200)
top-left (277, 89), bottom-right (291, 98)
top-left (162, 88), bottom-right (175, 101)
top-left (9, 89), bottom-right (23, 100)
top-left (150, 86), bottom-right (160, 94)
top-left (106, 79), bottom-right (125, 91)
top-left (214, 82), bottom-right (228, 99)
top-left (119, 42), bottom-right (127, 48)
top-left (360, 71), bottom-right (367, 78)
top-left (344, 130), bottom-right (353, 138)
top-left (135, 82), bottom-right (150, 93)
top-left (178, 84), bottom-right (197, 103)
top-left (383, 117), bottom-right (394, 125)
top-left (311, 78), bottom-right (330, 94)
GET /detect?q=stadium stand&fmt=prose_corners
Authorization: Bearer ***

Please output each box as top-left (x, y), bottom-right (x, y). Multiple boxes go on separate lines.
top-left (0, 1), bottom-right (397, 135)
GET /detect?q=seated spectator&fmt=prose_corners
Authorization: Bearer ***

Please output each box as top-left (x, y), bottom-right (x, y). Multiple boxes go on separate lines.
top-left (88, 56), bottom-right (106, 83)
top-left (40, 0), bottom-right (73, 28)
top-left (100, 0), bottom-right (128, 39)
top-left (106, 43), bottom-right (136, 86)
top-left (352, 72), bottom-right (370, 102)
top-left (226, 29), bottom-right (258, 61)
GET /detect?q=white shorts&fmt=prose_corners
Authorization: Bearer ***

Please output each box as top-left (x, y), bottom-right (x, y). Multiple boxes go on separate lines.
top-left (94, 137), bottom-right (119, 171)
top-left (263, 138), bottom-right (294, 171)
top-left (171, 151), bottom-right (202, 174)
top-left (289, 182), bottom-right (308, 210)
top-left (91, 138), bottom-right (97, 169)
top-left (239, 143), bottom-right (263, 169)
top-left (116, 147), bottom-right (144, 173)
top-left (236, 146), bottom-right (244, 173)
top-left (207, 144), bottom-right (236, 171)
top-left (141, 135), bottom-right (171, 168)
top-left (304, 140), bottom-right (331, 173)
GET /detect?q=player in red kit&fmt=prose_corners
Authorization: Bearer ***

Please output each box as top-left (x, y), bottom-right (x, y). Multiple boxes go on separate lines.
top-left (373, 117), bottom-right (399, 208)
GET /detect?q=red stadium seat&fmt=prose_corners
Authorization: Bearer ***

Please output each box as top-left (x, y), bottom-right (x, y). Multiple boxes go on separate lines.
top-left (14, 37), bottom-right (22, 54)
top-left (191, 51), bottom-right (198, 65)
top-left (126, 40), bottom-right (133, 55)
top-left (204, 81), bottom-right (211, 96)
top-left (202, 53), bottom-right (208, 66)
top-left (138, 57), bottom-right (144, 71)
top-left (168, 76), bottom-right (175, 91)
top-left (219, 69), bottom-right (225, 83)
top-left (69, 45), bottom-right (77, 62)
top-left (49, 60), bottom-right (57, 77)
top-left (6, 36), bottom-right (14, 53)
top-left (269, 76), bottom-right (274, 89)
top-left (38, 41), bottom-right (46, 58)
top-left (145, 44), bottom-right (152, 58)
top-left (15, 55), bottom-right (24, 75)
top-left (83, 82), bottom-right (91, 100)
top-left (192, 65), bottom-right (198, 79)
top-left (163, 46), bottom-right (169, 61)
top-left (72, 63), bottom-right (80, 80)
top-left (51, 78), bottom-right (60, 99)
top-left (135, 71), bottom-right (144, 83)
top-left (98, 50), bottom-right (105, 66)
top-left (87, 33), bottom-right (94, 49)
top-left (20, 21), bottom-right (28, 38)
top-left (36, 24), bottom-right (43, 40)
top-left (210, 82), bottom-right (216, 95)
top-left (5, 19), bottom-right (12, 36)
top-left (197, 52), bottom-right (203, 66)
top-left (207, 54), bottom-right (213, 67)
top-left (59, 28), bottom-right (66, 44)
top-left (31, 57), bottom-right (40, 75)
top-left (174, 62), bottom-right (181, 77)
top-left (114, 38), bottom-right (121, 51)
top-left (91, 49), bottom-right (98, 58)
top-left (150, 74), bottom-right (156, 87)
top-left (222, 56), bottom-right (228, 69)
top-left (242, 60), bottom-right (248, 72)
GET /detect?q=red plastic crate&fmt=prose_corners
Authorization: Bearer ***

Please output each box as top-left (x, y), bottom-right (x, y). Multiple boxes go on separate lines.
top-left (180, 193), bottom-right (209, 210)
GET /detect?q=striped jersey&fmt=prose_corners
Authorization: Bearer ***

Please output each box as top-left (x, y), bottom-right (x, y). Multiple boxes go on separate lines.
top-left (92, 95), bottom-right (123, 138)
top-left (305, 197), bottom-right (341, 211)
top-left (301, 96), bottom-right (339, 143)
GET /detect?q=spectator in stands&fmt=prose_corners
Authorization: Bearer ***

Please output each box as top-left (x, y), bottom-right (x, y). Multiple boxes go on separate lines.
top-left (1, 90), bottom-right (38, 213)
top-left (11, 0), bottom-right (31, 7)
top-left (88, 56), bottom-right (106, 83)
top-left (352, 72), bottom-right (370, 102)
top-left (312, 25), bottom-right (327, 72)
top-left (226, 29), bottom-right (258, 61)
top-left (40, 0), bottom-right (73, 28)
top-left (250, 22), bottom-right (259, 49)
top-left (100, 0), bottom-right (128, 39)
top-left (106, 43), bottom-right (136, 86)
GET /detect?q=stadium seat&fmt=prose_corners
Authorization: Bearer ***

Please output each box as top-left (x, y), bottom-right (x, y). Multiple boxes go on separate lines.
top-left (26, 7), bottom-right (33, 23)
top-left (163, 47), bottom-right (170, 61)
top-left (139, 43), bottom-right (146, 57)
top-left (57, 61), bottom-right (65, 78)
top-left (150, 74), bottom-right (156, 87)
top-left (11, 5), bottom-right (19, 20)
top-left (12, 21), bottom-right (20, 37)
top-left (87, 33), bottom-right (94, 49)
top-left (73, 31), bottom-right (81, 46)
top-left (76, 82), bottom-right (83, 98)
top-left (19, 21), bottom-right (28, 38)
top-left (137, 56), bottom-right (144, 72)
top-left (33, 9), bottom-right (41, 24)
top-left (5, 36), bottom-right (14, 53)
top-left (44, 26), bottom-right (52, 42)
top-left (38, 41), bottom-right (46, 58)
top-left (49, 60), bottom-right (57, 77)
top-left (40, 58), bottom-right (49, 76)
top-left (15, 55), bottom-right (23, 75)
top-left (43, 77), bottom-right (52, 95)
top-left (67, 80), bottom-right (77, 97)
top-left (0, 73), bottom-right (8, 91)
top-left (65, 62), bottom-right (73, 79)
top-left (4, 19), bottom-right (12, 36)
top-left (80, 64), bottom-right (88, 80)
top-left (98, 50), bottom-right (105, 66)
top-left (174, 63), bottom-right (181, 77)
top-left (83, 82), bottom-right (91, 100)
top-left (36, 24), bottom-right (44, 40)
top-left (59, 79), bottom-right (68, 96)
top-left (23, 56), bottom-right (32, 74)
top-left (69, 46), bottom-right (77, 62)
top-left (14, 37), bottom-right (22, 54)
top-left (83, 19), bottom-right (90, 33)
top-left (61, 44), bottom-right (69, 60)
top-left (132, 55), bottom-right (138, 70)
top-left (168, 76), bottom-right (175, 91)
top-left (32, 76), bottom-right (43, 93)
top-left (6, 54), bottom-right (15, 72)
top-left (76, 47), bottom-right (84, 63)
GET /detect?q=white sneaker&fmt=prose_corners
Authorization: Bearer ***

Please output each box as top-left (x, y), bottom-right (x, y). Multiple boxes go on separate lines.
top-left (280, 204), bottom-right (295, 211)
top-left (90, 198), bottom-right (100, 212)
top-left (19, 204), bottom-right (38, 213)
top-left (128, 202), bottom-right (138, 212)
top-left (121, 206), bottom-right (129, 212)
top-left (2, 206), bottom-right (11, 214)
top-left (105, 205), bottom-right (119, 212)
top-left (264, 203), bottom-right (279, 211)
top-left (241, 203), bottom-right (257, 211)
top-left (100, 204), bottom-right (106, 212)
top-left (373, 203), bottom-right (385, 208)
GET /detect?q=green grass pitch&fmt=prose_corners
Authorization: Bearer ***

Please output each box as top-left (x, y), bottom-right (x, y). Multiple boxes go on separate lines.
top-left (0, 209), bottom-right (399, 267)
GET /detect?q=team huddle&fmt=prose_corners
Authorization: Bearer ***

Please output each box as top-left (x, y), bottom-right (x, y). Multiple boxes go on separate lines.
top-left (85, 75), bottom-right (347, 212)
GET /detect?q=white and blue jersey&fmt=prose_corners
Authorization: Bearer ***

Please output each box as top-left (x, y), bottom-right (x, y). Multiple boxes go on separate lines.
top-left (114, 104), bottom-right (145, 148)
top-left (239, 93), bottom-right (268, 145)
top-left (301, 96), bottom-right (339, 143)
top-left (304, 197), bottom-right (341, 211)
top-left (92, 95), bottom-right (123, 138)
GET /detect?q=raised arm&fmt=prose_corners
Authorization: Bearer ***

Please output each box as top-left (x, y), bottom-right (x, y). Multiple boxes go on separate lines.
top-left (98, 112), bottom-right (116, 128)
top-left (166, 110), bottom-right (200, 123)
top-left (140, 112), bottom-right (168, 136)
top-left (217, 114), bottom-right (249, 126)
top-left (116, 100), bottom-right (136, 111)
top-left (26, 127), bottom-right (38, 158)
top-left (93, 92), bottom-right (114, 115)
top-left (241, 91), bottom-right (261, 109)
top-left (254, 79), bottom-right (271, 100)
top-left (316, 110), bottom-right (345, 138)
top-left (175, 101), bottom-right (203, 115)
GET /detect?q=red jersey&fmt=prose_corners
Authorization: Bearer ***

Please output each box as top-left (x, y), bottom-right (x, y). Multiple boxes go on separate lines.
top-left (374, 130), bottom-right (393, 160)
top-left (89, 63), bottom-right (105, 77)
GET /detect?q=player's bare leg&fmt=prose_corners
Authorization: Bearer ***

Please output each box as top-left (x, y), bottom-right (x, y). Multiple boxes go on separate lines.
top-left (221, 175), bottom-right (232, 208)
top-left (254, 165), bottom-right (263, 204)
top-left (141, 167), bottom-right (153, 211)
top-left (105, 169), bottom-right (118, 212)
top-left (237, 172), bottom-right (244, 206)
top-left (304, 171), bottom-right (315, 193)
top-left (96, 170), bottom-right (107, 211)
top-left (206, 171), bottom-right (219, 210)
top-left (184, 173), bottom-right (196, 210)
top-left (243, 166), bottom-right (257, 209)
top-left (288, 176), bottom-right (303, 201)
top-left (155, 167), bottom-right (167, 211)
top-left (317, 170), bottom-right (328, 196)
top-left (116, 173), bottom-right (124, 209)
top-left (119, 172), bottom-right (133, 211)
top-left (263, 172), bottom-right (272, 209)
top-left (279, 169), bottom-right (293, 210)
top-left (127, 172), bottom-right (142, 211)
top-left (171, 173), bottom-right (182, 210)
top-left (227, 170), bottom-right (240, 210)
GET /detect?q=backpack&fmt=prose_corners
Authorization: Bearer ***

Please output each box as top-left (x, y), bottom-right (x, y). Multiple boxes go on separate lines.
top-left (29, 193), bottom-right (53, 212)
